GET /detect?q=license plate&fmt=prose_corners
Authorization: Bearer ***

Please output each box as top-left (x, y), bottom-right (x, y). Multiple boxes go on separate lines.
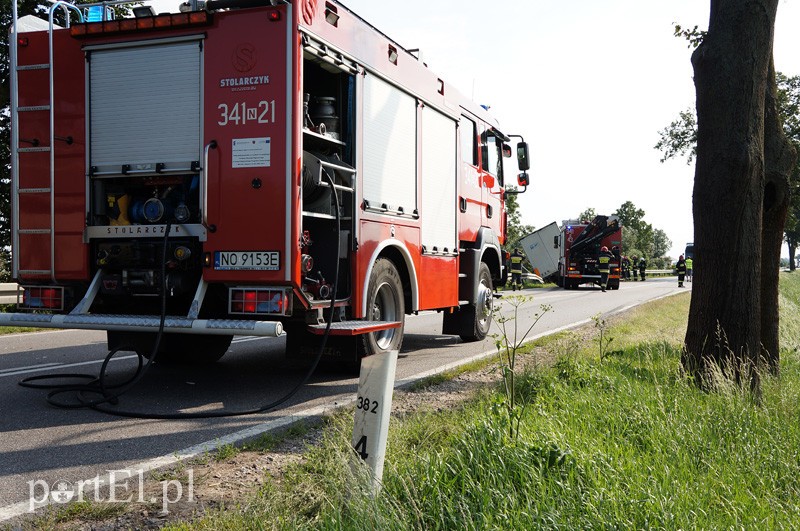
top-left (214, 251), bottom-right (280, 270)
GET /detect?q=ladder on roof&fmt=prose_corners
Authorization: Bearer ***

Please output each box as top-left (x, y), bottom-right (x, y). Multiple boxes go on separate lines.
top-left (10, 1), bottom-right (83, 282)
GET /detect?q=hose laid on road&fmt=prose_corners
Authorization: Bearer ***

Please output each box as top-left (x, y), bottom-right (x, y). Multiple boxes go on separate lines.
top-left (20, 174), bottom-right (342, 418)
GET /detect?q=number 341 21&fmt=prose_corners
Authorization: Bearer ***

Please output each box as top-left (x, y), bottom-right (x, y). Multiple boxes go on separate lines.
top-left (217, 100), bottom-right (276, 126)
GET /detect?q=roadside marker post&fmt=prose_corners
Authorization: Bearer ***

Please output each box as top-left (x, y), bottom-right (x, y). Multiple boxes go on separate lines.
top-left (351, 349), bottom-right (398, 495)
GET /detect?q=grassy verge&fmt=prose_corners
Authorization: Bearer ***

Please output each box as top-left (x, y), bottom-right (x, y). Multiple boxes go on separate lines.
top-left (168, 273), bottom-right (800, 529)
top-left (0, 304), bottom-right (41, 335)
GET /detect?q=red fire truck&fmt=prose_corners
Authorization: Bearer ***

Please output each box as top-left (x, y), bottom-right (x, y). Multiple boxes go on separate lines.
top-left (555, 215), bottom-right (622, 290)
top-left (5, 0), bottom-right (530, 364)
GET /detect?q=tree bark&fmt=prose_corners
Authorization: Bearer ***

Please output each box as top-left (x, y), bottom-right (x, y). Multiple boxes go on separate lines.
top-left (761, 58), bottom-right (798, 374)
top-left (683, 0), bottom-right (778, 391)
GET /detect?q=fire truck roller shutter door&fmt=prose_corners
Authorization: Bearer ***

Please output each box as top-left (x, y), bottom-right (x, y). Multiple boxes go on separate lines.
top-left (88, 39), bottom-right (202, 173)
top-left (420, 106), bottom-right (457, 254)
top-left (362, 74), bottom-right (416, 215)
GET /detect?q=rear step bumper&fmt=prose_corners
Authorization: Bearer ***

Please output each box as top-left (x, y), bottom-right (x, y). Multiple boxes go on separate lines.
top-left (307, 320), bottom-right (401, 336)
top-left (0, 312), bottom-right (284, 337)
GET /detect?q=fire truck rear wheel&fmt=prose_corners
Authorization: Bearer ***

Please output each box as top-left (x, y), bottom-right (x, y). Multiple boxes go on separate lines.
top-left (359, 258), bottom-right (405, 357)
top-left (459, 262), bottom-right (493, 342)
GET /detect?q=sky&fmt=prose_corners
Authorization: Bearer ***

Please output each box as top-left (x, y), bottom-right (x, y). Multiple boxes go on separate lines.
top-left (336, 0), bottom-right (800, 260)
top-left (147, 0), bottom-right (800, 259)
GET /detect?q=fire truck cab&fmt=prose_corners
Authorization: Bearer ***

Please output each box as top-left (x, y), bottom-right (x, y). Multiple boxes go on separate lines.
top-left (5, 0), bottom-right (530, 364)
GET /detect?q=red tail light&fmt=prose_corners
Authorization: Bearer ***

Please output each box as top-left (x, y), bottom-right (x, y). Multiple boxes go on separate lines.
top-left (229, 288), bottom-right (290, 316)
top-left (21, 286), bottom-right (64, 310)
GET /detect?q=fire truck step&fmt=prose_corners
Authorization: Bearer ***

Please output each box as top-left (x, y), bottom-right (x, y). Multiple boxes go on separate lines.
top-left (307, 320), bottom-right (401, 336)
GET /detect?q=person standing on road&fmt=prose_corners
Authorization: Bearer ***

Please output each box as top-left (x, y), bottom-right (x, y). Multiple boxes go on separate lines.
top-left (630, 256), bottom-right (638, 281)
top-left (621, 255), bottom-right (631, 280)
top-left (598, 246), bottom-right (614, 292)
top-left (685, 256), bottom-right (693, 282)
top-left (510, 248), bottom-right (524, 291)
top-left (638, 255), bottom-right (647, 281)
top-left (676, 254), bottom-right (687, 287)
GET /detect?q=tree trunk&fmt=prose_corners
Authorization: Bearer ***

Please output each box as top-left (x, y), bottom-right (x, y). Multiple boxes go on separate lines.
top-left (761, 58), bottom-right (798, 374)
top-left (790, 240), bottom-right (797, 271)
top-left (682, 0), bottom-right (778, 391)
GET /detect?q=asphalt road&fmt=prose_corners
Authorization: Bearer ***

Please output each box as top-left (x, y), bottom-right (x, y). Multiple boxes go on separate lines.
top-left (0, 277), bottom-right (689, 519)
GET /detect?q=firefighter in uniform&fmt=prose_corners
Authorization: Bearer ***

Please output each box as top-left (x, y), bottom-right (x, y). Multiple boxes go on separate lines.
top-left (630, 256), bottom-right (638, 281)
top-left (598, 246), bottom-right (614, 292)
top-left (685, 256), bottom-right (693, 282)
top-left (621, 255), bottom-right (631, 280)
top-left (510, 248), bottom-right (524, 291)
top-left (676, 254), bottom-right (687, 287)
top-left (638, 255), bottom-right (647, 281)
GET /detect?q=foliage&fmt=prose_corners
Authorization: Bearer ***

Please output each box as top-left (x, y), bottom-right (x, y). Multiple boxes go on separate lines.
top-left (778, 73), bottom-right (800, 269)
top-left (654, 109), bottom-right (697, 164)
top-left (673, 23), bottom-right (707, 49)
top-left (491, 296), bottom-right (551, 439)
top-left (504, 186), bottom-right (534, 266)
top-left (576, 207), bottom-right (595, 222)
top-left (591, 313), bottom-right (615, 360)
top-left (613, 200), bottom-right (656, 258)
top-left (652, 228), bottom-right (672, 260)
top-left (654, 74), bottom-right (800, 265)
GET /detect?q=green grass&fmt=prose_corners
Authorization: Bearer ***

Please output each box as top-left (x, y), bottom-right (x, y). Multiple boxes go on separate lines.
top-left (20, 501), bottom-right (128, 530)
top-left (0, 326), bottom-right (40, 335)
top-left (167, 274), bottom-right (800, 530)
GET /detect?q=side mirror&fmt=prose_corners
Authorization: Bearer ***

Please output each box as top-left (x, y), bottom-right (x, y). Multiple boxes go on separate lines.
top-left (502, 143), bottom-right (512, 158)
top-left (517, 172), bottom-right (530, 187)
top-left (517, 141), bottom-right (530, 171)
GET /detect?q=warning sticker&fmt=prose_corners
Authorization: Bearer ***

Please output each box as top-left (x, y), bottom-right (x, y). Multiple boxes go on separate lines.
top-left (232, 137), bottom-right (271, 168)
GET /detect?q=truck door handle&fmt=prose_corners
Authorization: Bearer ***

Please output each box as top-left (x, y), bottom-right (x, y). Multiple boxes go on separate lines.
top-left (203, 140), bottom-right (217, 227)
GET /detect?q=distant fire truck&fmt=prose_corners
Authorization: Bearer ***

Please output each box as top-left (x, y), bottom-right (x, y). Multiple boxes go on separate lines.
top-left (520, 215), bottom-right (622, 290)
top-left (556, 216), bottom-right (622, 290)
top-left (5, 0), bottom-right (530, 364)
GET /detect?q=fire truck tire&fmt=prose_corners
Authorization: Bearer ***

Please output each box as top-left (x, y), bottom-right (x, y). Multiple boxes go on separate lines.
top-left (359, 258), bottom-right (405, 357)
top-left (458, 262), bottom-right (493, 342)
top-left (107, 331), bottom-right (232, 364)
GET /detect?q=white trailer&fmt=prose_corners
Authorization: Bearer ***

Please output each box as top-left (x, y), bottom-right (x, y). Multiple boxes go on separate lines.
top-left (519, 222), bottom-right (560, 280)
